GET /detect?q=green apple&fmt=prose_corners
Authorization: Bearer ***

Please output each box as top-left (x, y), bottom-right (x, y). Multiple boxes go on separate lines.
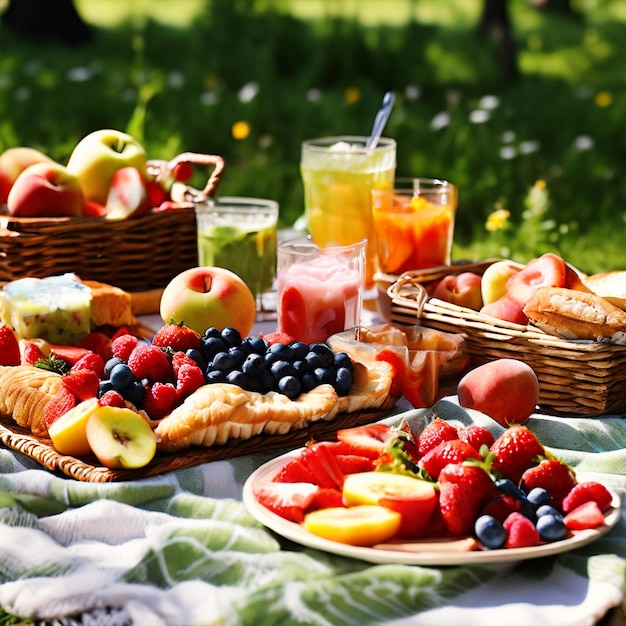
top-left (66, 129), bottom-right (147, 205)
top-left (85, 405), bottom-right (157, 469)
top-left (480, 260), bottom-right (521, 306)
top-left (48, 397), bottom-right (100, 456)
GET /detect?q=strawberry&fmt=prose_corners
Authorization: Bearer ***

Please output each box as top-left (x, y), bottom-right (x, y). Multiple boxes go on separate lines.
top-left (253, 481), bottom-right (319, 523)
top-left (438, 462), bottom-right (497, 536)
top-left (506, 252), bottom-right (567, 305)
top-left (43, 387), bottom-right (77, 428)
top-left (563, 501), bottom-right (606, 530)
top-left (417, 417), bottom-right (458, 456)
top-left (21, 340), bottom-right (47, 366)
top-left (71, 351), bottom-right (106, 379)
top-left (127, 343), bottom-right (172, 381)
top-left (336, 423), bottom-right (396, 459)
top-left (273, 457), bottom-right (317, 484)
top-left (490, 425), bottom-right (545, 484)
top-left (111, 334), bottom-right (138, 361)
top-left (503, 512), bottom-right (541, 548)
top-left (0, 326), bottom-right (21, 366)
top-left (49, 344), bottom-right (90, 365)
top-left (458, 424), bottom-right (495, 451)
top-left (79, 331), bottom-right (113, 361)
top-left (175, 362), bottom-right (205, 401)
top-left (562, 481), bottom-right (613, 514)
top-left (419, 439), bottom-right (481, 481)
top-left (260, 331), bottom-right (298, 346)
top-left (520, 458), bottom-right (577, 508)
top-left (480, 494), bottom-right (522, 524)
top-left (61, 370), bottom-right (99, 402)
top-left (153, 323), bottom-right (201, 352)
top-left (142, 382), bottom-right (177, 419)
top-left (99, 389), bottom-right (126, 408)
top-left (310, 487), bottom-right (345, 511)
top-left (299, 442), bottom-right (345, 489)
top-left (334, 453), bottom-right (376, 475)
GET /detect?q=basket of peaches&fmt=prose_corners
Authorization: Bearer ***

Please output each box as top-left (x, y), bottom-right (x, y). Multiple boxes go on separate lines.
top-left (0, 130), bottom-right (224, 292)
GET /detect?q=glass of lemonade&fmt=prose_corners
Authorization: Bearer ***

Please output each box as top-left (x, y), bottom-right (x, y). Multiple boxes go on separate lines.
top-left (371, 178), bottom-right (458, 275)
top-left (276, 237), bottom-right (365, 344)
top-left (195, 197), bottom-right (279, 311)
top-left (300, 136), bottom-right (396, 290)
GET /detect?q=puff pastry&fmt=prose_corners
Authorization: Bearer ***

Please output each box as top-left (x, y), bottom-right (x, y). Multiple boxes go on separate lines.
top-left (0, 365), bottom-right (64, 436)
top-left (155, 359), bottom-right (394, 452)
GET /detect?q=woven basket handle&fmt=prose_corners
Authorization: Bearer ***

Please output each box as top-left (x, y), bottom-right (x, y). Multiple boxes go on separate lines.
top-left (387, 274), bottom-right (429, 319)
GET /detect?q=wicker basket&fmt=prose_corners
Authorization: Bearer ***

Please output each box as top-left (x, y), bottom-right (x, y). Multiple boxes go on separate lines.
top-left (0, 152), bottom-right (224, 293)
top-left (387, 260), bottom-right (626, 417)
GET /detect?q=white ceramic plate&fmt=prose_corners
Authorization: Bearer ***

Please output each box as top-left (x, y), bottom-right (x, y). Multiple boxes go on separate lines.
top-left (243, 449), bottom-right (621, 566)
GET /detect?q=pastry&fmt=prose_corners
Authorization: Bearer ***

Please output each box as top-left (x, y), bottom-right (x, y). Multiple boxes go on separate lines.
top-left (523, 286), bottom-right (626, 343)
top-left (155, 358), bottom-right (394, 452)
top-left (82, 279), bottom-right (137, 327)
top-left (0, 365), bottom-right (63, 436)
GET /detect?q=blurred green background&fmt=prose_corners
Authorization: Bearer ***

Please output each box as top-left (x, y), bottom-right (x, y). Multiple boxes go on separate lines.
top-left (1, 0), bottom-right (625, 273)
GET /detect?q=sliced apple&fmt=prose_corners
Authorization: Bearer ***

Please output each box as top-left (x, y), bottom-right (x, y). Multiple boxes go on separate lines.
top-left (48, 397), bottom-right (100, 457)
top-left (86, 405), bottom-right (157, 469)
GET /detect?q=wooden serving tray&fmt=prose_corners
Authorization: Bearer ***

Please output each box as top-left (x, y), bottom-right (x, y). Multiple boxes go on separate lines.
top-left (0, 393), bottom-right (398, 482)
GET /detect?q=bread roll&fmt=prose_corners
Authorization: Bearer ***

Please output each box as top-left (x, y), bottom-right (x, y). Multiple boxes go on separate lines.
top-left (581, 270), bottom-right (626, 310)
top-left (523, 287), bottom-right (626, 344)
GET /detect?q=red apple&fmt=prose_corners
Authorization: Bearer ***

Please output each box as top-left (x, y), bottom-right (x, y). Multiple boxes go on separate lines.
top-left (480, 294), bottom-right (528, 325)
top-left (0, 146), bottom-right (55, 204)
top-left (105, 166), bottom-right (151, 220)
top-left (7, 162), bottom-right (85, 217)
top-left (160, 266), bottom-right (257, 337)
top-left (432, 272), bottom-right (483, 310)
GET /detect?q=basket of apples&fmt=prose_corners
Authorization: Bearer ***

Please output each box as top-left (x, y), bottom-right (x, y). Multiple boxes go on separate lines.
top-left (386, 256), bottom-right (626, 417)
top-left (0, 129), bottom-right (225, 293)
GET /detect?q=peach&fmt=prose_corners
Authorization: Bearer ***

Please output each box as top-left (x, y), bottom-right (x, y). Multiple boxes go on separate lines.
top-left (481, 261), bottom-right (521, 306)
top-left (160, 266), bottom-right (256, 337)
top-left (457, 358), bottom-right (540, 426)
top-left (432, 272), bottom-right (483, 310)
top-left (480, 294), bottom-right (529, 325)
top-left (105, 166), bottom-right (151, 220)
top-left (7, 162), bottom-right (85, 217)
top-left (0, 146), bottom-right (54, 204)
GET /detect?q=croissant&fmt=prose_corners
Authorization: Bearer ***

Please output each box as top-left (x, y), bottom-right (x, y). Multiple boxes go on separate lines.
top-left (0, 365), bottom-right (64, 436)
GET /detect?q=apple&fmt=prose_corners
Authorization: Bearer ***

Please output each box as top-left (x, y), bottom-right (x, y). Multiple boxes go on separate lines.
top-left (48, 397), bottom-right (100, 456)
top-left (457, 358), bottom-right (540, 426)
top-left (105, 166), bottom-right (151, 220)
top-left (160, 266), bottom-right (257, 337)
top-left (7, 162), bottom-right (85, 217)
top-left (480, 294), bottom-right (528, 325)
top-left (481, 261), bottom-right (521, 306)
top-left (432, 272), bottom-right (483, 310)
top-left (0, 146), bottom-right (55, 204)
top-left (85, 404), bottom-right (157, 469)
top-left (66, 129), bottom-right (147, 205)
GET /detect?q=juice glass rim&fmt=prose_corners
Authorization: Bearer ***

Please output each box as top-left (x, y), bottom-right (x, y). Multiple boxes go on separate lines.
top-left (392, 177), bottom-right (457, 192)
top-left (302, 135), bottom-right (396, 154)
top-left (278, 236), bottom-right (367, 259)
top-left (197, 196), bottom-right (279, 211)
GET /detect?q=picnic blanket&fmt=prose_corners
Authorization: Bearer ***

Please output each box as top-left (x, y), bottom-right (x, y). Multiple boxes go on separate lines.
top-left (0, 398), bottom-right (625, 626)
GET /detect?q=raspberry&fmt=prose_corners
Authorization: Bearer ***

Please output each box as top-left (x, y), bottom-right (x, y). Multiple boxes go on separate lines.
top-left (127, 343), bottom-right (172, 381)
top-left (175, 363), bottom-right (205, 401)
top-left (503, 512), bottom-right (540, 548)
top-left (172, 351), bottom-right (198, 377)
top-left (143, 382), bottom-right (177, 419)
top-left (71, 352), bottom-right (105, 379)
top-left (99, 389), bottom-right (126, 408)
top-left (79, 331), bottom-right (113, 361)
top-left (111, 334), bottom-right (138, 361)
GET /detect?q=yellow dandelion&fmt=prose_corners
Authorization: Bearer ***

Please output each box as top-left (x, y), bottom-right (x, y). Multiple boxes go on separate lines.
top-left (232, 121), bottom-right (250, 140)
top-left (595, 91), bottom-right (612, 108)
top-left (203, 74), bottom-right (218, 88)
top-left (345, 87), bottom-right (360, 104)
top-left (486, 209), bottom-right (511, 232)
top-left (534, 179), bottom-right (546, 190)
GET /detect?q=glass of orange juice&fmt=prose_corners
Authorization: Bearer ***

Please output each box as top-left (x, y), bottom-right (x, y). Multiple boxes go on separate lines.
top-left (371, 178), bottom-right (458, 275)
top-left (300, 136), bottom-right (396, 289)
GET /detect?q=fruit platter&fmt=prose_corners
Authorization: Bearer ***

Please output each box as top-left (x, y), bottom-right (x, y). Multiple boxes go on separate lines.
top-left (243, 419), bottom-right (620, 565)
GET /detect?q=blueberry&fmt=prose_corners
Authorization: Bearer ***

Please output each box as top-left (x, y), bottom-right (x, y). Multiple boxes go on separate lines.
top-left (333, 351), bottom-right (353, 371)
top-left (268, 342), bottom-right (295, 362)
top-left (228, 346), bottom-right (248, 367)
top-left (242, 353), bottom-right (265, 378)
top-left (314, 366), bottom-right (335, 385)
top-left (203, 326), bottom-right (221, 339)
top-left (185, 348), bottom-right (206, 370)
top-left (206, 369), bottom-right (227, 383)
top-left (104, 357), bottom-right (125, 378)
top-left (536, 504), bottom-right (561, 518)
top-left (278, 375), bottom-right (301, 400)
top-left (292, 360), bottom-right (308, 375)
top-left (301, 371), bottom-right (318, 392)
top-left (289, 340), bottom-right (309, 360)
top-left (109, 363), bottom-right (135, 390)
top-left (221, 327), bottom-right (242, 347)
top-left (527, 487), bottom-right (552, 509)
top-left (260, 370), bottom-right (276, 392)
top-left (304, 351), bottom-right (324, 370)
top-left (98, 380), bottom-right (114, 397)
top-left (243, 336), bottom-right (268, 355)
top-left (123, 380), bottom-right (145, 406)
top-left (271, 360), bottom-right (297, 382)
top-left (495, 478), bottom-right (526, 500)
top-left (226, 370), bottom-right (249, 388)
top-left (308, 342), bottom-right (334, 367)
top-left (211, 351), bottom-right (236, 372)
top-left (474, 515), bottom-right (506, 549)
top-left (201, 336), bottom-right (227, 360)
top-left (536, 513), bottom-right (566, 542)
top-left (334, 366), bottom-right (353, 396)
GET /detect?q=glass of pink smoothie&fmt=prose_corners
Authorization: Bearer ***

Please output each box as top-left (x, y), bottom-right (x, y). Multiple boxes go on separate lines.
top-left (276, 237), bottom-right (366, 344)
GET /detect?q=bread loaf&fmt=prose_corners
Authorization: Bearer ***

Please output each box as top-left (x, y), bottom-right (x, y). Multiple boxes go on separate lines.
top-left (81, 280), bottom-right (137, 328)
top-left (581, 270), bottom-right (626, 310)
top-left (523, 287), bottom-right (626, 344)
